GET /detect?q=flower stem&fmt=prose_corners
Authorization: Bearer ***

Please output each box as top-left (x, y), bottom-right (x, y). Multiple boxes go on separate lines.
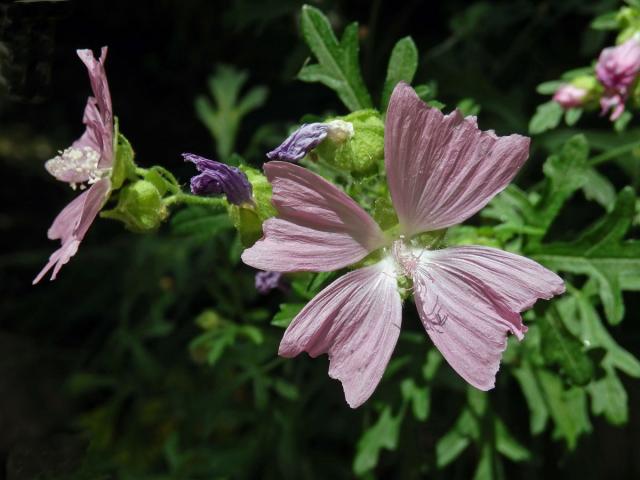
top-left (164, 193), bottom-right (228, 208)
top-left (589, 139), bottom-right (640, 166)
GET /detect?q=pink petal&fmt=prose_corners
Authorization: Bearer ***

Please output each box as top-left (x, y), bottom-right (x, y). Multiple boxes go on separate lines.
top-left (241, 161), bottom-right (386, 272)
top-left (279, 261), bottom-right (402, 408)
top-left (34, 179), bottom-right (111, 284)
top-left (385, 83), bottom-right (530, 236)
top-left (77, 47), bottom-right (113, 168)
top-left (411, 246), bottom-right (564, 390)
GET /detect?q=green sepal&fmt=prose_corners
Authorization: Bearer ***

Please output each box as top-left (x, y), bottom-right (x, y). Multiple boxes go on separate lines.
top-left (110, 119), bottom-right (137, 190)
top-left (100, 179), bottom-right (168, 233)
top-left (316, 109), bottom-right (384, 175)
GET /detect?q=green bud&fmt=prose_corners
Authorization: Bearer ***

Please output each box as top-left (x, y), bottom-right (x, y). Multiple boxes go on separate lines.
top-left (228, 165), bottom-right (277, 247)
top-left (110, 120), bottom-right (137, 190)
top-left (101, 180), bottom-right (168, 232)
top-left (316, 109), bottom-right (384, 176)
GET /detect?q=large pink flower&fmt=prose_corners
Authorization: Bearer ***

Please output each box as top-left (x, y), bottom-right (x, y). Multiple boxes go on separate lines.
top-left (242, 83), bottom-right (565, 408)
top-left (33, 47), bottom-right (113, 284)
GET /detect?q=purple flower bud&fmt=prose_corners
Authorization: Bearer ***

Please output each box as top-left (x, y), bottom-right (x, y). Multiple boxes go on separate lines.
top-left (266, 120), bottom-right (354, 163)
top-left (255, 271), bottom-right (286, 294)
top-left (183, 153), bottom-right (253, 205)
top-left (552, 84), bottom-right (587, 109)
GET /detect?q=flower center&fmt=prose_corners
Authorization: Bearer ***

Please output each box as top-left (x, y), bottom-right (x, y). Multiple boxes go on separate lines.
top-left (45, 146), bottom-right (110, 189)
top-left (390, 237), bottom-right (429, 278)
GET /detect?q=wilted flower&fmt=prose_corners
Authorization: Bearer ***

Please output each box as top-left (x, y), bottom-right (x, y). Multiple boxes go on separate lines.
top-left (34, 47), bottom-right (113, 284)
top-left (552, 84), bottom-right (587, 109)
top-left (183, 153), bottom-right (254, 206)
top-left (595, 35), bottom-right (640, 120)
top-left (242, 83), bottom-right (565, 408)
top-left (266, 120), bottom-right (354, 162)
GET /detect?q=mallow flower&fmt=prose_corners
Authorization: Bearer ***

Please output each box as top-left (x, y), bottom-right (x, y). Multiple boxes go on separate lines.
top-left (34, 47), bottom-right (113, 284)
top-left (595, 35), bottom-right (640, 120)
top-left (242, 82), bottom-right (565, 408)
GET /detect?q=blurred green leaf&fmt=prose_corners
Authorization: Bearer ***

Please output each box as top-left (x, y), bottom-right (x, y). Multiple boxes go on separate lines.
top-left (495, 418), bottom-right (531, 462)
top-left (588, 368), bottom-right (628, 425)
top-left (195, 65), bottom-right (267, 160)
top-left (380, 36), bottom-right (418, 111)
top-left (353, 406), bottom-right (404, 475)
top-left (529, 101), bottom-right (563, 135)
top-left (271, 303), bottom-right (304, 328)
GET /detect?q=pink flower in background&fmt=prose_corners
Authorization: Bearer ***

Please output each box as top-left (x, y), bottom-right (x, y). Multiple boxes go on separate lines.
top-left (242, 82), bottom-right (565, 408)
top-left (595, 36), bottom-right (640, 120)
top-left (552, 84), bottom-right (587, 109)
top-left (33, 47), bottom-right (114, 284)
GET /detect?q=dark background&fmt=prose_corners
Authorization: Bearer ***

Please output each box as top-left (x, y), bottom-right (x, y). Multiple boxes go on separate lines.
top-left (1, 0), bottom-right (639, 479)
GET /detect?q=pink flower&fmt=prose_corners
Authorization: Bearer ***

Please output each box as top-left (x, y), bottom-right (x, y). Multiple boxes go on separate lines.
top-left (552, 84), bottom-right (587, 109)
top-left (595, 36), bottom-right (640, 120)
top-left (33, 47), bottom-right (114, 284)
top-left (242, 83), bottom-right (565, 408)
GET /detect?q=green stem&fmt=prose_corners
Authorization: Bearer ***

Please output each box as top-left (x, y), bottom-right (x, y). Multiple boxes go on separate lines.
top-left (589, 139), bottom-right (640, 166)
top-left (164, 193), bottom-right (228, 208)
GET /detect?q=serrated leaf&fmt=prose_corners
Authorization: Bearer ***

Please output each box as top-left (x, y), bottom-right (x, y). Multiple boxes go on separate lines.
top-left (353, 406), bottom-right (403, 475)
top-left (299, 5), bottom-right (372, 111)
top-left (529, 101), bottom-right (563, 134)
top-left (538, 305), bottom-right (594, 385)
top-left (533, 188), bottom-right (639, 324)
top-left (400, 379), bottom-right (430, 421)
top-left (380, 36), bottom-right (418, 111)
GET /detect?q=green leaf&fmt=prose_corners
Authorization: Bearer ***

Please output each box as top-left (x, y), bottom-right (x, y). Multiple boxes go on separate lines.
top-left (495, 418), bottom-right (531, 462)
top-left (435, 409), bottom-right (476, 468)
top-left (535, 134), bottom-right (589, 232)
top-left (591, 11), bottom-right (619, 30)
top-left (400, 379), bottom-right (430, 421)
top-left (271, 303), bottom-right (304, 328)
top-left (533, 188), bottom-right (639, 324)
top-left (536, 80), bottom-right (564, 95)
top-left (582, 167), bottom-right (617, 210)
top-left (195, 65), bottom-right (268, 160)
top-left (564, 107), bottom-right (582, 126)
top-left (538, 370), bottom-right (592, 449)
top-left (171, 207), bottom-right (232, 239)
top-left (588, 369), bottom-right (628, 425)
top-left (574, 286), bottom-right (640, 377)
top-left (538, 305), bottom-right (594, 385)
top-left (529, 101), bottom-right (563, 135)
top-left (353, 406), bottom-right (403, 475)
top-left (512, 360), bottom-right (549, 434)
top-left (298, 5), bottom-right (372, 111)
top-left (380, 36), bottom-right (418, 111)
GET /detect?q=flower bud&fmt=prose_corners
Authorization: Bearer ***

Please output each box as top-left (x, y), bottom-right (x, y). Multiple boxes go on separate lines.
top-left (183, 153), bottom-right (253, 206)
top-left (101, 179), bottom-right (168, 232)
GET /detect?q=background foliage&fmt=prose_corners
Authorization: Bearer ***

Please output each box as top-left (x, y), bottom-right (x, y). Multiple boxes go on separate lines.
top-left (1, 0), bottom-right (639, 479)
